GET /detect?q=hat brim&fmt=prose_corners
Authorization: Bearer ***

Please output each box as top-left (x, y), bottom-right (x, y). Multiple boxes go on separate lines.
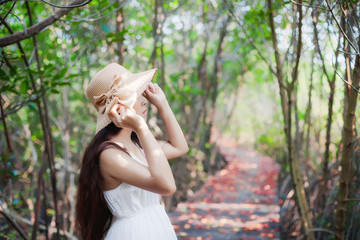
top-left (129, 68), bottom-right (158, 95)
top-left (95, 67), bottom-right (157, 134)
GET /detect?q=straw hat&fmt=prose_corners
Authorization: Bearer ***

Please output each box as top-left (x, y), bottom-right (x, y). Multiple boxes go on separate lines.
top-left (86, 63), bottom-right (157, 134)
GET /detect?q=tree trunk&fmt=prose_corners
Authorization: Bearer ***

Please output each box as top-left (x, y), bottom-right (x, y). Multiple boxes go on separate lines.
top-left (187, 3), bottom-right (212, 144)
top-left (312, 6), bottom-right (340, 213)
top-left (149, 0), bottom-right (161, 68)
top-left (335, 43), bottom-right (360, 240)
top-left (31, 155), bottom-right (46, 240)
top-left (0, 92), bottom-right (12, 183)
top-left (267, 1), bottom-right (315, 239)
top-left (59, 86), bottom-right (72, 235)
top-left (116, 2), bottom-right (125, 65)
top-left (303, 49), bottom-right (315, 164)
top-left (188, 40), bottom-right (208, 142)
top-left (201, 16), bottom-right (230, 172)
top-left (25, 3), bottom-right (60, 239)
top-left (293, 85), bottom-right (302, 160)
top-left (202, 16), bottom-right (230, 148)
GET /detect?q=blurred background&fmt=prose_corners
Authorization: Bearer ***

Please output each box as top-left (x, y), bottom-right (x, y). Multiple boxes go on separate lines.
top-left (0, 0), bottom-right (359, 239)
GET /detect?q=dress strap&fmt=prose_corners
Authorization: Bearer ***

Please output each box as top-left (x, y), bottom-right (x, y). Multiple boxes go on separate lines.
top-left (129, 153), bottom-right (148, 166)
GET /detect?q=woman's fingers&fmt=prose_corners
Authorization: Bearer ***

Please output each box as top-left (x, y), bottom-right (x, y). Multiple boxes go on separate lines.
top-left (109, 103), bottom-right (145, 131)
top-left (109, 105), bottom-right (122, 127)
top-left (144, 89), bottom-right (150, 96)
top-left (148, 82), bottom-right (156, 93)
top-left (120, 106), bottom-right (126, 119)
top-left (143, 88), bottom-right (154, 102)
top-left (115, 107), bottom-right (121, 122)
top-left (145, 83), bottom-right (158, 97)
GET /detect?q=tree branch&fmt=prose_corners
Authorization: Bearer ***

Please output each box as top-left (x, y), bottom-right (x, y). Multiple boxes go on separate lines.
top-left (0, 207), bottom-right (76, 239)
top-left (308, 228), bottom-right (336, 235)
top-left (312, 7), bottom-right (331, 84)
top-left (290, 1), bottom-right (303, 91)
top-left (0, 0), bottom-right (90, 47)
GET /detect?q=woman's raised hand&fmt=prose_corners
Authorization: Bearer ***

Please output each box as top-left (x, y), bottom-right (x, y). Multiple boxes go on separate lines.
top-left (108, 104), bottom-right (146, 132)
top-left (143, 83), bottom-right (167, 109)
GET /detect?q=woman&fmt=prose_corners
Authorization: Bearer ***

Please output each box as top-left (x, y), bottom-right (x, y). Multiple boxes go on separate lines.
top-left (76, 63), bottom-right (188, 240)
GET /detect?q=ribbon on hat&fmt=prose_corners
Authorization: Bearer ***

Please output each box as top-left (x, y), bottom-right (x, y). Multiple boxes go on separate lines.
top-left (93, 74), bottom-right (137, 115)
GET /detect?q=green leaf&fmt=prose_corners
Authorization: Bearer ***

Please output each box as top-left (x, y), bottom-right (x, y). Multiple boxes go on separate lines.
top-left (19, 81), bottom-right (28, 94)
top-left (47, 209), bottom-right (55, 216)
top-left (65, 73), bottom-right (80, 79)
top-left (53, 67), bottom-right (68, 80)
top-left (28, 103), bottom-right (37, 112)
top-left (57, 82), bottom-right (71, 86)
top-left (0, 68), bottom-right (7, 80)
top-left (102, 24), bottom-right (110, 33)
top-left (51, 88), bottom-right (60, 94)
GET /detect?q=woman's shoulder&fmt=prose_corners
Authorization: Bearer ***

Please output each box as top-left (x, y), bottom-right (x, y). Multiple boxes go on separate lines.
top-left (99, 141), bottom-right (128, 153)
top-left (99, 141), bottom-right (129, 161)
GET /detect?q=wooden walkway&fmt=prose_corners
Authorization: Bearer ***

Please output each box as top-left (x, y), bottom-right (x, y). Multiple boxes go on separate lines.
top-left (169, 139), bottom-right (281, 240)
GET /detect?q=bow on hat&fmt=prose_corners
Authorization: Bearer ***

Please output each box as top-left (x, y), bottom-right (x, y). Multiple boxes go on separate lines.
top-left (93, 74), bottom-right (137, 115)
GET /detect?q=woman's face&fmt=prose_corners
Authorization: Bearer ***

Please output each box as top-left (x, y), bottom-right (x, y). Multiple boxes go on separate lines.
top-left (133, 94), bottom-right (148, 120)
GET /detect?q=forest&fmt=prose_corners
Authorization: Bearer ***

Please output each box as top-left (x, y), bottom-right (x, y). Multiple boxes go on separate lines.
top-left (0, 0), bottom-right (359, 239)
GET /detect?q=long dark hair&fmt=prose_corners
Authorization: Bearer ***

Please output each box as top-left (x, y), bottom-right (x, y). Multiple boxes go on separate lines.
top-left (76, 122), bottom-right (140, 240)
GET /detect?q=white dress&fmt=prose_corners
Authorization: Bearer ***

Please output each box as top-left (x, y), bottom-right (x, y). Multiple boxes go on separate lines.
top-left (103, 153), bottom-right (178, 240)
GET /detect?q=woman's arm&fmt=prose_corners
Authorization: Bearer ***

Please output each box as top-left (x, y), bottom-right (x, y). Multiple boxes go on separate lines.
top-left (100, 106), bottom-right (176, 196)
top-left (144, 83), bottom-right (189, 159)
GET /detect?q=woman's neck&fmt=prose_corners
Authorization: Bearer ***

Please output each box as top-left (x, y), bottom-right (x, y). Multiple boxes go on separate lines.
top-left (110, 128), bottom-right (134, 146)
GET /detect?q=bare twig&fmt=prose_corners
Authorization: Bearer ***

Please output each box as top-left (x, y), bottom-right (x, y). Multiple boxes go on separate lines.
top-left (291, 0), bottom-right (327, 11)
top-left (0, 8), bottom-right (21, 22)
top-left (225, 0), bottom-right (279, 80)
top-left (0, 210), bottom-right (29, 240)
top-left (337, 48), bottom-right (360, 55)
top-left (0, 50), bottom-right (16, 73)
top-left (334, 69), bottom-right (360, 93)
top-left (290, 0), bottom-right (338, 11)
top-left (0, 0), bottom-right (17, 26)
top-left (324, 0), bottom-right (359, 54)
top-left (63, 1), bottom-right (126, 22)
top-left (0, 206), bottom-right (76, 239)
top-left (309, 228), bottom-right (336, 235)
top-left (62, 0), bottom-right (118, 22)
top-left (40, 0), bottom-right (92, 8)
top-left (312, 7), bottom-right (331, 84)
top-left (164, 0), bottom-right (187, 17)
top-left (0, 0), bottom-right (14, 5)
top-left (0, 92), bottom-right (48, 121)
